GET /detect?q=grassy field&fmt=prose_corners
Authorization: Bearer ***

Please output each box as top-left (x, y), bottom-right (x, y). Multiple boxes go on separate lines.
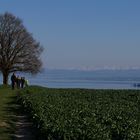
top-left (0, 85), bottom-right (18, 140)
top-left (18, 86), bottom-right (140, 140)
top-left (0, 85), bottom-right (140, 139)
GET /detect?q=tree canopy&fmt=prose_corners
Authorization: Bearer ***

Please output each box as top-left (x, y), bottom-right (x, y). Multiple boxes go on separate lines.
top-left (0, 12), bottom-right (43, 85)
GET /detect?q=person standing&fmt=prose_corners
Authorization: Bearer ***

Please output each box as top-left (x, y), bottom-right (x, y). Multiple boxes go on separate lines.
top-left (25, 79), bottom-right (29, 87)
top-left (11, 73), bottom-right (16, 90)
top-left (16, 76), bottom-right (21, 89)
top-left (21, 77), bottom-right (25, 88)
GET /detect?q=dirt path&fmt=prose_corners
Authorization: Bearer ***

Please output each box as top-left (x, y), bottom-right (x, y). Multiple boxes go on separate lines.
top-left (12, 104), bottom-right (36, 140)
top-left (14, 114), bottom-right (35, 140)
top-left (7, 100), bottom-right (36, 140)
top-left (0, 87), bottom-right (36, 140)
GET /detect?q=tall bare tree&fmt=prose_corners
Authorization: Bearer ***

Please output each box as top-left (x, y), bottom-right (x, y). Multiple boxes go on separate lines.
top-left (0, 12), bottom-right (43, 85)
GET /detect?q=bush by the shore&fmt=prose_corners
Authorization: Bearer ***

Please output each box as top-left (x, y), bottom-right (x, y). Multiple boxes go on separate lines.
top-left (18, 86), bottom-right (140, 140)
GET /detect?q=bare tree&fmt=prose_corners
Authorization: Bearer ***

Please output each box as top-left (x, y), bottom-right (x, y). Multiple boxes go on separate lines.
top-left (0, 12), bottom-right (43, 85)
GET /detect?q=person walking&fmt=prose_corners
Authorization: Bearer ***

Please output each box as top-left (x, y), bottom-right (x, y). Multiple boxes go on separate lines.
top-left (11, 73), bottom-right (16, 90)
top-left (16, 76), bottom-right (21, 89)
top-left (25, 79), bottom-right (29, 87)
top-left (21, 77), bottom-right (25, 88)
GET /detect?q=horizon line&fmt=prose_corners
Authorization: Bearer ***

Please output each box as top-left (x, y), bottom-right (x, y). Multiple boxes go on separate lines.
top-left (44, 67), bottom-right (140, 71)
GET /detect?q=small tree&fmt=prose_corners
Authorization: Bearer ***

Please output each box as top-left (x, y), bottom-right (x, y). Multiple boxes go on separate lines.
top-left (0, 12), bottom-right (43, 85)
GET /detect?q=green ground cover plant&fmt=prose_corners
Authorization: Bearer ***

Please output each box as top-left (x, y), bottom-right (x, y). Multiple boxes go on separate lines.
top-left (18, 86), bottom-right (140, 140)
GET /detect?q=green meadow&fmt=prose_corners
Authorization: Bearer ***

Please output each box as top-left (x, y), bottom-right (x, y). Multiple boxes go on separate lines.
top-left (0, 85), bottom-right (140, 139)
top-left (18, 86), bottom-right (140, 140)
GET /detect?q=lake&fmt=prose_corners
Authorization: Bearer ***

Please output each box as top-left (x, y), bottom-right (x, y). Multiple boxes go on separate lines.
top-left (1, 69), bottom-right (140, 89)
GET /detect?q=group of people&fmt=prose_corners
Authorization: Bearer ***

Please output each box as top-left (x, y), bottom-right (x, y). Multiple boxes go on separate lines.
top-left (11, 73), bottom-right (29, 90)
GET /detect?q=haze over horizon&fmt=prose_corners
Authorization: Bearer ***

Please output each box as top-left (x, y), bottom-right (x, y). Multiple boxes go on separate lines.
top-left (0, 0), bottom-right (140, 70)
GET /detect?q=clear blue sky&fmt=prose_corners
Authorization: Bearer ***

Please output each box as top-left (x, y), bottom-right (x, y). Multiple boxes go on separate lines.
top-left (0, 0), bottom-right (140, 70)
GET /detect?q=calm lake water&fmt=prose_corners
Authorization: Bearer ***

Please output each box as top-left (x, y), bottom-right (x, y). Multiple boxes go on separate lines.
top-left (1, 69), bottom-right (140, 89)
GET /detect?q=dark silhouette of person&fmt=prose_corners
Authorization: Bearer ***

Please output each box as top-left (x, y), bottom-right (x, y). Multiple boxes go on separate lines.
top-left (21, 77), bottom-right (25, 88)
top-left (11, 73), bottom-right (16, 90)
top-left (16, 76), bottom-right (21, 89)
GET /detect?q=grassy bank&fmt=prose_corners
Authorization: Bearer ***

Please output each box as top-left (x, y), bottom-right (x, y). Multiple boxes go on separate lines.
top-left (18, 86), bottom-right (140, 140)
top-left (0, 85), bottom-right (18, 140)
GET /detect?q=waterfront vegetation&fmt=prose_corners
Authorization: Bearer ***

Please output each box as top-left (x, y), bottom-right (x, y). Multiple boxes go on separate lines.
top-left (18, 86), bottom-right (140, 140)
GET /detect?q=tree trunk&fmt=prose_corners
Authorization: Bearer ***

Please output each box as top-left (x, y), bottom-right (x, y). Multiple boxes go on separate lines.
top-left (2, 71), bottom-right (9, 85)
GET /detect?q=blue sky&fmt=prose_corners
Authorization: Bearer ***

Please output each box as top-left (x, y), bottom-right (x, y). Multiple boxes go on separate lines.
top-left (0, 0), bottom-right (140, 70)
